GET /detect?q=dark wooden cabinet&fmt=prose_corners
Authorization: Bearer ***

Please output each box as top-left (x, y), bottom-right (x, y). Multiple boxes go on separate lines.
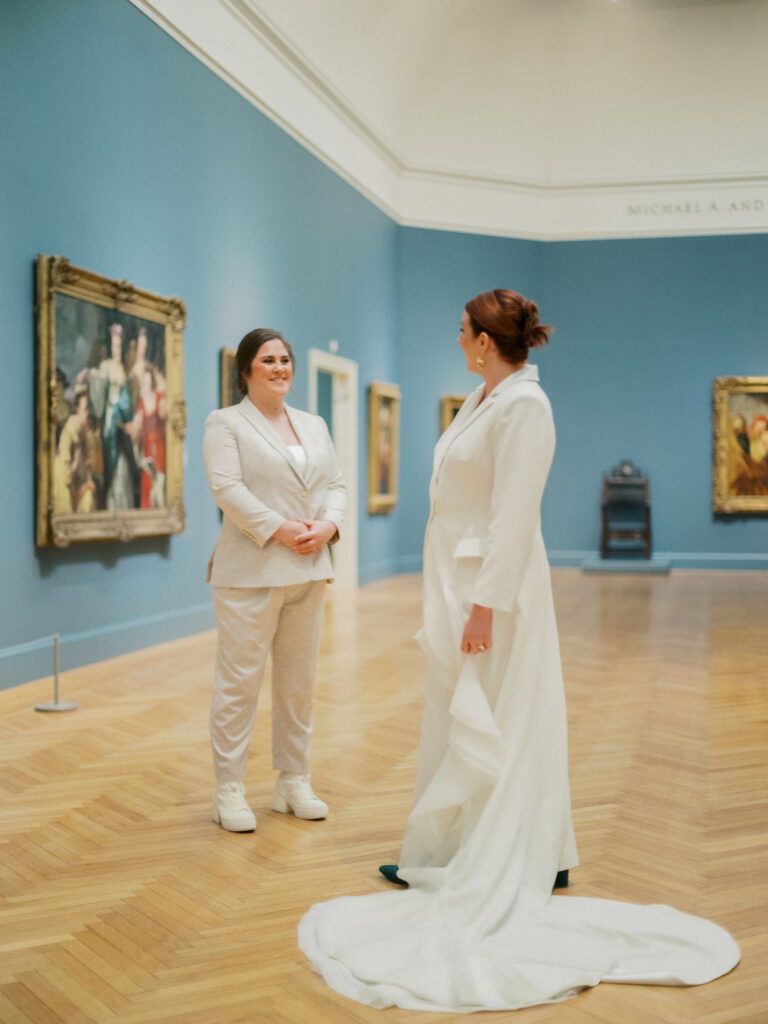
top-left (601, 460), bottom-right (651, 559)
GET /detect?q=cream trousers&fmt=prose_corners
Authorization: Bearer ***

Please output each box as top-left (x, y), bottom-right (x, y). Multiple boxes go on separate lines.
top-left (210, 580), bottom-right (326, 782)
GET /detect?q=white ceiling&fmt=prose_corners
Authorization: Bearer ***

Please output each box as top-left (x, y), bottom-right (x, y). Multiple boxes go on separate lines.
top-left (131, 0), bottom-right (768, 238)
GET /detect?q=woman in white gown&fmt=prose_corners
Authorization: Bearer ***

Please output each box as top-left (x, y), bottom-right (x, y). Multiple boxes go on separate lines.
top-left (299, 290), bottom-right (739, 1012)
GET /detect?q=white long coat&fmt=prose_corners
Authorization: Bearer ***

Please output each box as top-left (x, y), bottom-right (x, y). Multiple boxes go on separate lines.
top-left (299, 365), bottom-right (739, 1013)
top-left (400, 363), bottom-right (578, 881)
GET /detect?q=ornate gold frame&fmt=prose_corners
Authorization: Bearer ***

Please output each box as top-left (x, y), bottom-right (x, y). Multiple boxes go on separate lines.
top-left (219, 347), bottom-right (238, 407)
top-left (440, 393), bottom-right (467, 433)
top-left (35, 255), bottom-right (187, 546)
top-left (712, 375), bottom-right (768, 513)
top-left (367, 380), bottom-right (400, 515)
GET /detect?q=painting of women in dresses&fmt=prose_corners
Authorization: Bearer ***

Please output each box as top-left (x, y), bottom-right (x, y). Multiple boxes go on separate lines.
top-left (52, 388), bottom-right (97, 514)
top-left (53, 294), bottom-right (167, 512)
top-left (125, 365), bottom-right (166, 509)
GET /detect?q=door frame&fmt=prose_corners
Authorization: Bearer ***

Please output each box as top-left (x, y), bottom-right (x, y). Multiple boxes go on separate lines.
top-left (308, 348), bottom-right (359, 589)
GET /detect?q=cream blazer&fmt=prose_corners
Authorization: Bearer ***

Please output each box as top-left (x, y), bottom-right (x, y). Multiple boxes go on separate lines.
top-left (203, 397), bottom-right (346, 588)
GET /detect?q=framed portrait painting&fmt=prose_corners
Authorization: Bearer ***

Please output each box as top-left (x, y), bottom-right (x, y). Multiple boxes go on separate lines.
top-left (220, 347), bottom-right (239, 407)
top-left (440, 393), bottom-right (468, 433)
top-left (712, 376), bottom-right (768, 513)
top-left (35, 255), bottom-right (187, 546)
top-left (367, 381), bottom-right (400, 515)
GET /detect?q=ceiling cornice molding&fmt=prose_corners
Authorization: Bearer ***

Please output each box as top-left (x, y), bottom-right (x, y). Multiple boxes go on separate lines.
top-left (127, 0), bottom-right (768, 240)
top-left (397, 174), bottom-right (768, 242)
top-left (222, 0), bottom-right (407, 172)
top-left (403, 165), bottom-right (768, 195)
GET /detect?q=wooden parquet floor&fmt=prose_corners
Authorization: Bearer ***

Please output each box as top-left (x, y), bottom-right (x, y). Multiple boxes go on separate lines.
top-left (0, 570), bottom-right (766, 1024)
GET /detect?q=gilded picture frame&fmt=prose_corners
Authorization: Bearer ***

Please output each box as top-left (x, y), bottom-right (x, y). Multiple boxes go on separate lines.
top-left (367, 380), bottom-right (400, 515)
top-left (712, 376), bottom-right (768, 513)
top-left (35, 254), bottom-right (187, 547)
top-left (220, 346), bottom-right (239, 407)
top-left (440, 393), bottom-right (468, 433)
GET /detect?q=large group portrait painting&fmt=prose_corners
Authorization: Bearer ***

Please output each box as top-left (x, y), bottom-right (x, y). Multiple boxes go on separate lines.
top-left (53, 297), bottom-right (168, 515)
top-left (713, 375), bottom-right (768, 513)
top-left (36, 255), bottom-right (186, 546)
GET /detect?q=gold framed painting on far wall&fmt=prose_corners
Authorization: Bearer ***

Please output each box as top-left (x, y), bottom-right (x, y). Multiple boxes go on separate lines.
top-left (440, 393), bottom-right (468, 433)
top-left (367, 380), bottom-right (400, 515)
top-left (712, 375), bottom-right (768, 513)
top-left (35, 254), bottom-right (187, 547)
top-left (220, 346), bottom-right (239, 407)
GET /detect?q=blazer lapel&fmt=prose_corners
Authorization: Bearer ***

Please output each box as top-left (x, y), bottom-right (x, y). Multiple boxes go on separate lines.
top-left (284, 406), bottom-right (315, 485)
top-left (236, 397), bottom-right (307, 484)
top-left (284, 405), bottom-right (311, 452)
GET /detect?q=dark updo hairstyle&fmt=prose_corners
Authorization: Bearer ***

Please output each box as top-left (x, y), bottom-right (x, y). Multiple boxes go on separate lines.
top-left (465, 289), bottom-right (552, 365)
top-left (235, 328), bottom-right (295, 397)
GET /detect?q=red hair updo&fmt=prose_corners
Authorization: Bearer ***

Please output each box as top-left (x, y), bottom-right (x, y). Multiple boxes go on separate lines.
top-left (465, 289), bottom-right (552, 365)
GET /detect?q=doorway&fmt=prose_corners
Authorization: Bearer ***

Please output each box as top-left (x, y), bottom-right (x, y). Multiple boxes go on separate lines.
top-left (308, 348), bottom-right (359, 589)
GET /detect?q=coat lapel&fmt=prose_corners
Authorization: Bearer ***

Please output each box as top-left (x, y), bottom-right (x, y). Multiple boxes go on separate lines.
top-left (433, 365), bottom-right (540, 479)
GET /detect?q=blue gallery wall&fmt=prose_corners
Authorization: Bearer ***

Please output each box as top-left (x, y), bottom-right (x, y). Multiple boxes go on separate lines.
top-left (541, 235), bottom-right (768, 564)
top-left (1, 2), bottom-right (766, 690)
top-left (397, 228), bottom-right (768, 569)
top-left (0, 0), bottom-right (398, 688)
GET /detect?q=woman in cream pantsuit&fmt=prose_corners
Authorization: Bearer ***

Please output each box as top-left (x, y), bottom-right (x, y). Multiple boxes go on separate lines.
top-left (298, 291), bottom-right (738, 1013)
top-left (203, 329), bottom-right (346, 832)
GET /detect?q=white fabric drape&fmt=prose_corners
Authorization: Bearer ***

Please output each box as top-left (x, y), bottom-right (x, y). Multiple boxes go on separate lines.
top-left (298, 367), bottom-right (739, 1013)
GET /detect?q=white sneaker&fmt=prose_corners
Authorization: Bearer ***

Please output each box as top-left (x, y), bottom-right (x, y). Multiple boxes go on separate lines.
top-left (272, 772), bottom-right (328, 820)
top-left (213, 781), bottom-right (256, 832)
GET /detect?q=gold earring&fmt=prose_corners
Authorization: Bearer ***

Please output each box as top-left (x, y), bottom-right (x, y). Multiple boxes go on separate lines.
top-left (476, 356), bottom-right (485, 368)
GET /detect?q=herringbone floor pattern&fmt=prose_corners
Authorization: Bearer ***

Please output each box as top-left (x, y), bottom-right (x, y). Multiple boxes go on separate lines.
top-left (0, 570), bottom-right (765, 1023)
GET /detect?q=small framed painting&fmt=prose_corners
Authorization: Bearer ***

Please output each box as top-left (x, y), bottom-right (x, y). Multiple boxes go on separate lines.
top-left (220, 347), bottom-right (239, 407)
top-left (712, 376), bottom-right (768, 513)
top-left (440, 393), bottom-right (468, 433)
top-left (35, 254), bottom-right (187, 546)
top-left (367, 380), bottom-right (400, 515)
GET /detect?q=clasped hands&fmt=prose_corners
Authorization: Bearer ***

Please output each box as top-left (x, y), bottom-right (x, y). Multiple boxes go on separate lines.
top-left (274, 518), bottom-right (337, 556)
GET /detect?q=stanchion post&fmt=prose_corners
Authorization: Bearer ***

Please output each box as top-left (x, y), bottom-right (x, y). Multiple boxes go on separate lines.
top-left (35, 633), bottom-right (77, 712)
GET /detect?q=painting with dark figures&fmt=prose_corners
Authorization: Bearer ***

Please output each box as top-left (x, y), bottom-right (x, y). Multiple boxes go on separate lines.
top-left (220, 347), bottom-right (239, 408)
top-left (440, 393), bottom-right (468, 434)
top-left (367, 381), bottom-right (400, 515)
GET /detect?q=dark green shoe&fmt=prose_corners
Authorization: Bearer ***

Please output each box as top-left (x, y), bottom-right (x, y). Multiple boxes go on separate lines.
top-left (379, 864), bottom-right (408, 886)
top-left (553, 869), bottom-right (569, 889)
